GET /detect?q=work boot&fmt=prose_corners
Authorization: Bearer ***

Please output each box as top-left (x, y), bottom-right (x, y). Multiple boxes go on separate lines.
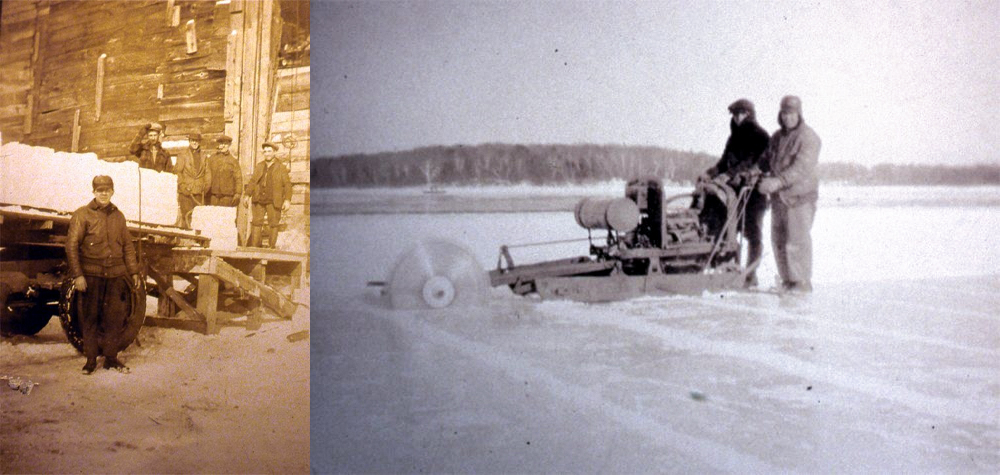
top-left (782, 281), bottom-right (813, 294)
top-left (269, 227), bottom-right (281, 249)
top-left (82, 359), bottom-right (97, 375)
top-left (103, 356), bottom-right (130, 373)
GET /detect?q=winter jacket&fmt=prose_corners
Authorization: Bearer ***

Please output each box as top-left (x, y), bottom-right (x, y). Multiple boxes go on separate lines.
top-left (208, 151), bottom-right (243, 197)
top-left (128, 128), bottom-right (172, 173)
top-left (709, 116), bottom-right (771, 179)
top-left (246, 160), bottom-right (292, 205)
top-left (765, 119), bottom-right (821, 205)
top-left (175, 147), bottom-right (213, 197)
top-left (66, 200), bottom-right (139, 279)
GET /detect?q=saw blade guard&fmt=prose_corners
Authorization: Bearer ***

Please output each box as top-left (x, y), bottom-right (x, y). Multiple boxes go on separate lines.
top-left (387, 239), bottom-right (489, 309)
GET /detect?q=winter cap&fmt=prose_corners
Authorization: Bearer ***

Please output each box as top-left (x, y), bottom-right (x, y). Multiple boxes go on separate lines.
top-left (261, 142), bottom-right (279, 151)
top-left (780, 95), bottom-right (802, 113)
top-left (727, 98), bottom-right (755, 114)
top-left (148, 122), bottom-right (164, 132)
top-left (92, 175), bottom-right (114, 191)
top-left (216, 135), bottom-right (233, 144)
top-left (188, 133), bottom-right (203, 142)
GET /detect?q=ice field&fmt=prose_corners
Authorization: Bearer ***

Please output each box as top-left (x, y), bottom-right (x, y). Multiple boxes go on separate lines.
top-left (311, 186), bottom-right (1000, 473)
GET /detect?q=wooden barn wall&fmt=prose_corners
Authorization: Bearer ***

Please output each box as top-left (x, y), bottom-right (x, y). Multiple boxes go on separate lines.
top-left (1, 0), bottom-right (231, 160)
top-left (271, 65), bottom-right (309, 224)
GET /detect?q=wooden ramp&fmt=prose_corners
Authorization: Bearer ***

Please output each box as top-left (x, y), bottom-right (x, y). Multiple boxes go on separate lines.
top-left (147, 247), bottom-right (307, 334)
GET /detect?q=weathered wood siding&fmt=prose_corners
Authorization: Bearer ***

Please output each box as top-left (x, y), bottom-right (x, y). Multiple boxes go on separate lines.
top-left (270, 65), bottom-right (309, 224)
top-left (1, 0), bottom-right (233, 161)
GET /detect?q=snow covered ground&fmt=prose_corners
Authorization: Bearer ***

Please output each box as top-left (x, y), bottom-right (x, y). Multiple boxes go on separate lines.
top-left (311, 186), bottom-right (1000, 473)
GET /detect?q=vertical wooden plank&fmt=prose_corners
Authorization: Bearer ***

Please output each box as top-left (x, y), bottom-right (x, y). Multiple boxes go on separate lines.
top-left (95, 53), bottom-right (106, 121)
top-left (71, 109), bottom-right (81, 152)
top-left (24, 2), bottom-right (43, 135)
top-left (185, 19), bottom-right (197, 54)
top-left (166, 0), bottom-right (175, 26)
top-left (197, 273), bottom-right (220, 334)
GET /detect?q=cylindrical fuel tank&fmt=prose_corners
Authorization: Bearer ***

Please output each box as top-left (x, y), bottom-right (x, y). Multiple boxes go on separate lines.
top-left (574, 197), bottom-right (641, 232)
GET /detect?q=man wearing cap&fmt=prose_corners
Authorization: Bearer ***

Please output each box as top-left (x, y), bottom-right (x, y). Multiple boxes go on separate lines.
top-left (757, 95), bottom-right (821, 293)
top-left (244, 142), bottom-right (292, 248)
top-left (128, 122), bottom-right (171, 172)
top-left (66, 176), bottom-right (141, 374)
top-left (702, 98), bottom-right (771, 287)
top-left (207, 135), bottom-right (243, 206)
top-left (174, 133), bottom-right (212, 228)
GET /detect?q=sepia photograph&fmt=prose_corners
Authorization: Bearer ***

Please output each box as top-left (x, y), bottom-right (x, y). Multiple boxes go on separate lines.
top-left (310, 0), bottom-right (999, 473)
top-left (1, 0), bottom-right (310, 473)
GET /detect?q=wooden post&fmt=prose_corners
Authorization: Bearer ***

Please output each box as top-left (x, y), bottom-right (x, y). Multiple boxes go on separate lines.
top-left (166, 0), bottom-right (175, 25)
top-left (71, 109), bottom-right (81, 152)
top-left (197, 273), bottom-right (220, 334)
top-left (157, 84), bottom-right (164, 101)
top-left (185, 19), bottom-right (197, 54)
top-left (95, 54), bottom-right (106, 121)
top-left (171, 4), bottom-right (180, 27)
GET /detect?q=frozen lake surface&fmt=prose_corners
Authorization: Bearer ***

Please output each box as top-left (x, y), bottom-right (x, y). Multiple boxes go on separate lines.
top-left (312, 187), bottom-right (1000, 473)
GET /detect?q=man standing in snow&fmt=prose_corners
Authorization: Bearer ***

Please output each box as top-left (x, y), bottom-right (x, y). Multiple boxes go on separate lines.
top-left (757, 95), bottom-right (821, 293)
top-left (66, 176), bottom-right (141, 374)
top-left (128, 122), bottom-right (171, 172)
top-left (702, 98), bottom-right (771, 287)
top-left (207, 135), bottom-right (243, 206)
top-left (175, 133), bottom-right (212, 228)
top-left (244, 142), bottom-right (292, 248)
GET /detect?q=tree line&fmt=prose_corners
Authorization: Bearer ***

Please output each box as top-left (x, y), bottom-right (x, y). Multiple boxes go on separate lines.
top-left (311, 143), bottom-right (1000, 187)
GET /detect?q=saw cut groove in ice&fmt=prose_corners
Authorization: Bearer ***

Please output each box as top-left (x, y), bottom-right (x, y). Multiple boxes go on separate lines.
top-left (1, 142), bottom-right (178, 225)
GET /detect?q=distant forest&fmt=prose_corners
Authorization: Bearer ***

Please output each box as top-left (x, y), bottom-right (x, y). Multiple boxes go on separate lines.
top-left (311, 144), bottom-right (1000, 187)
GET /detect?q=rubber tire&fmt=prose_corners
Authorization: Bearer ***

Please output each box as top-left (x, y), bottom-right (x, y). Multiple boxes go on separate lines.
top-left (58, 278), bottom-right (147, 355)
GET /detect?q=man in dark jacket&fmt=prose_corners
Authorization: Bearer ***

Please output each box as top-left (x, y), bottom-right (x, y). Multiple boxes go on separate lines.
top-left (703, 98), bottom-right (771, 287)
top-left (174, 133), bottom-right (212, 228)
top-left (207, 135), bottom-right (243, 206)
top-left (758, 95), bottom-right (821, 293)
top-left (244, 142), bottom-right (292, 248)
top-left (128, 122), bottom-right (172, 173)
top-left (66, 176), bottom-right (141, 374)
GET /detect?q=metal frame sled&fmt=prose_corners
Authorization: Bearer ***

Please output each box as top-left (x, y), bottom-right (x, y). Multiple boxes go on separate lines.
top-left (489, 175), bottom-right (758, 303)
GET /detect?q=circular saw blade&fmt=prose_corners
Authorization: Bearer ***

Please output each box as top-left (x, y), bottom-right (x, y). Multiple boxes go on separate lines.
top-left (387, 239), bottom-right (488, 309)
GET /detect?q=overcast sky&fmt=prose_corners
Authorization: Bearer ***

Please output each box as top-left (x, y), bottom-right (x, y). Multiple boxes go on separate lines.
top-left (313, 0), bottom-right (999, 166)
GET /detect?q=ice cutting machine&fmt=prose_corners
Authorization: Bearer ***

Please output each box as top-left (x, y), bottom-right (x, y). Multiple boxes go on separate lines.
top-left (489, 177), bottom-right (757, 302)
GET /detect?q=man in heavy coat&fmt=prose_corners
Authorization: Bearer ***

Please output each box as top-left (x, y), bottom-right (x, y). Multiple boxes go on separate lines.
top-left (207, 135), bottom-right (243, 206)
top-left (175, 133), bottom-right (212, 228)
top-left (66, 176), bottom-right (141, 374)
top-left (703, 98), bottom-right (771, 287)
top-left (128, 122), bottom-right (172, 172)
top-left (758, 95), bottom-right (821, 293)
top-left (244, 142), bottom-right (292, 248)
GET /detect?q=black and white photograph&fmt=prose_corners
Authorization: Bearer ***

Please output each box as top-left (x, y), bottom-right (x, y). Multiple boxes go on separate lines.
top-left (310, 1), bottom-right (999, 473)
top-left (1, 1), bottom-right (311, 473)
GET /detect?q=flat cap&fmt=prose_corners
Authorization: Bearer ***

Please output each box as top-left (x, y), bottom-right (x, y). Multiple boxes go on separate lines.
top-left (188, 133), bottom-right (203, 141)
top-left (92, 175), bottom-right (114, 190)
top-left (148, 122), bottom-right (164, 132)
top-left (261, 142), bottom-right (279, 151)
top-left (216, 135), bottom-right (233, 144)
top-left (727, 98), bottom-right (755, 114)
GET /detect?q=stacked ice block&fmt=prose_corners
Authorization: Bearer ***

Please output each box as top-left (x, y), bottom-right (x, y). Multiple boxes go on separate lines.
top-left (1, 141), bottom-right (178, 225)
top-left (190, 206), bottom-right (238, 250)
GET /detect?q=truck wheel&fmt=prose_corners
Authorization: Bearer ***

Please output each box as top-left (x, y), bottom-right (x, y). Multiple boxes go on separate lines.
top-left (58, 278), bottom-right (147, 354)
top-left (0, 283), bottom-right (54, 336)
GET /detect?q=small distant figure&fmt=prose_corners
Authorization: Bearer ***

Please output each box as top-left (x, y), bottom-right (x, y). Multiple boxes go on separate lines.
top-left (757, 95), bottom-right (821, 293)
top-left (244, 142), bottom-right (292, 248)
top-left (65, 176), bottom-right (141, 374)
top-left (128, 122), bottom-right (172, 172)
top-left (207, 135), bottom-right (243, 207)
top-left (175, 133), bottom-right (212, 228)
top-left (701, 98), bottom-right (771, 288)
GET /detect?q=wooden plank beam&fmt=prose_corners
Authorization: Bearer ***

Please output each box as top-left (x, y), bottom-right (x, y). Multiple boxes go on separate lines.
top-left (212, 258), bottom-right (296, 319)
top-left (196, 274), bottom-right (220, 334)
top-left (95, 53), bottom-right (106, 121)
top-left (70, 108), bottom-right (81, 152)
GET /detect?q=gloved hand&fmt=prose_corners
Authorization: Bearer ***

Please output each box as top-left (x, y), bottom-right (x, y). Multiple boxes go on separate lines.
top-left (132, 274), bottom-right (141, 289)
top-left (74, 276), bottom-right (88, 292)
top-left (758, 177), bottom-right (783, 194)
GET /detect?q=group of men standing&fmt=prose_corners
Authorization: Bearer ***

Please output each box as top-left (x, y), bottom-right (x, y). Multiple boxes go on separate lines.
top-left (127, 122), bottom-right (292, 248)
top-left (704, 95), bottom-right (821, 294)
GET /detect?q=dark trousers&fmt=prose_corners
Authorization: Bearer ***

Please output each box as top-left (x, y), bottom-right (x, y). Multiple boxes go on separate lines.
top-left (178, 193), bottom-right (204, 228)
top-left (771, 197), bottom-right (817, 286)
top-left (79, 275), bottom-right (130, 361)
top-left (742, 192), bottom-right (768, 272)
top-left (210, 194), bottom-right (237, 206)
top-left (251, 202), bottom-right (282, 248)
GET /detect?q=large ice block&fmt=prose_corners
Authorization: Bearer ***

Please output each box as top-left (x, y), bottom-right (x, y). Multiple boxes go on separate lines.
top-left (191, 205), bottom-right (238, 250)
top-left (1, 141), bottom-right (178, 225)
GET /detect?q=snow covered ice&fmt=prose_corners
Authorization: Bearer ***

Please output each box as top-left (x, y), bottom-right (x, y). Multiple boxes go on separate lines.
top-left (311, 185), bottom-right (1000, 473)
